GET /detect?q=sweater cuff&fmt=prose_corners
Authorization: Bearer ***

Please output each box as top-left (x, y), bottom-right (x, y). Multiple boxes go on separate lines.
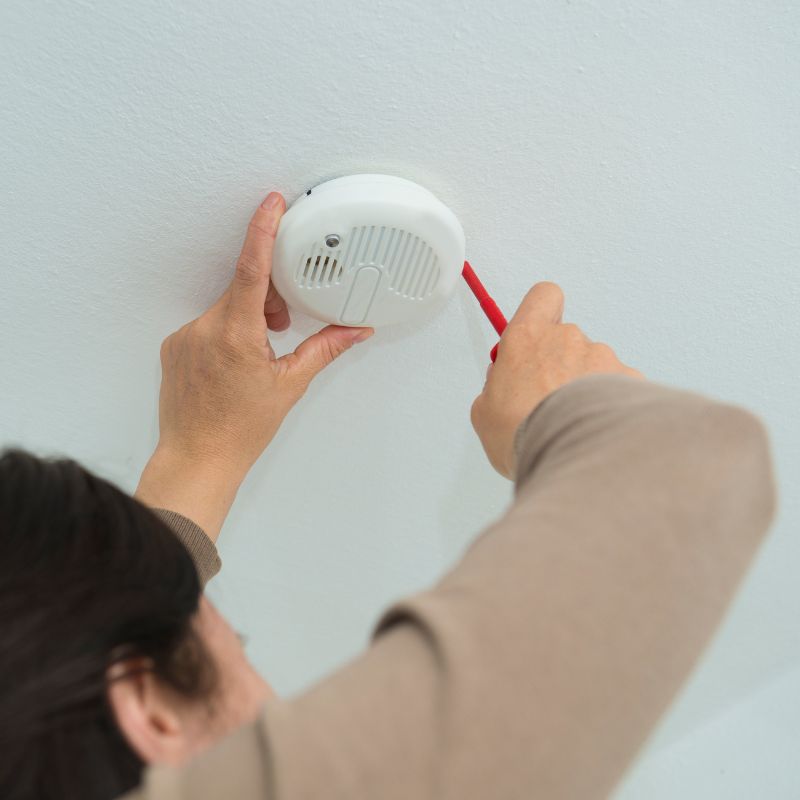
top-left (512, 373), bottom-right (645, 491)
top-left (151, 508), bottom-right (222, 587)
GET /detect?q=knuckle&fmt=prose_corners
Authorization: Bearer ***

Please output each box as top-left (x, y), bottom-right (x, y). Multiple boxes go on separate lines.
top-left (183, 319), bottom-right (209, 350)
top-left (593, 341), bottom-right (615, 359)
top-left (248, 217), bottom-right (278, 241)
top-left (319, 337), bottom-right (347, 366)
top-left (470, 395), bottom-right (484, 430)
top-left (159, 327), bottom-right (186, 361)
top-left (502, 323), bottom-right (531, 350)
top-left (235, 254), bottom-right (262, 286)
top-left (561, 322), bottom-right (584, 342)
top-left (591, 341), bottom-right (621, 367)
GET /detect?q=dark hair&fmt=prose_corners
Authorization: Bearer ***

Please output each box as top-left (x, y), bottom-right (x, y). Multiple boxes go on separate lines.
top-left (0, 448), bottom-right (216, 800)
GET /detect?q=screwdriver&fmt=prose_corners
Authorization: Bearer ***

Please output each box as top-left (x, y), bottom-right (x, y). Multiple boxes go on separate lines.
top-left (461, 261), bottom-right (507, 362)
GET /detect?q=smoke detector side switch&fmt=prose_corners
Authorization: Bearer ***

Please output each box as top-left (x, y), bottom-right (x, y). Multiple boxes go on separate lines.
top-left (271, 174), bottom-right (465, 327)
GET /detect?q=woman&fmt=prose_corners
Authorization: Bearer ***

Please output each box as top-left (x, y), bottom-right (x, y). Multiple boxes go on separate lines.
top-left (0, 192), bottom-right (775, 799)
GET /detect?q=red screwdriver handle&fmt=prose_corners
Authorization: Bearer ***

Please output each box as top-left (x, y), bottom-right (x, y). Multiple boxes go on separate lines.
top-left (462, 261), bottom-right (507, 362)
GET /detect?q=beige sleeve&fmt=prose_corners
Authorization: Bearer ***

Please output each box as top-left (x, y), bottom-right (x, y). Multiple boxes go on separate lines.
top-left (127, 375), bottom-right (776, 800)
top-left (151, 508), bottom-right (221, 586)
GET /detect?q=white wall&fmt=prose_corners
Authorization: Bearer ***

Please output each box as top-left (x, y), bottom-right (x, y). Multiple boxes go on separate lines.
top-left (2, 0), bottom-right (798, 794)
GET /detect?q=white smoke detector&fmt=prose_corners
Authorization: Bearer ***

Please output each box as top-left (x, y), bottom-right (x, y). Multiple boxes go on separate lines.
top-left (271, 174), bottom-right (465, 327)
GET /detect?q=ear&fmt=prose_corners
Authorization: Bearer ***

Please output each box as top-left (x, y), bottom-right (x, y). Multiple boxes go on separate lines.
top-left (106, 658), bottom-right (188, 766)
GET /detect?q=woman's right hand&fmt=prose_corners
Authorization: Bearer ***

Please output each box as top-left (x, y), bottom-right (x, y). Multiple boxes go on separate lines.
top-left (470, 282), bottom-right (643, 479)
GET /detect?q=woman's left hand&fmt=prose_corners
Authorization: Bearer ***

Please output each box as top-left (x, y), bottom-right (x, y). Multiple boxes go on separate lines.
top-left (135, 191), bottom-right (373, 539)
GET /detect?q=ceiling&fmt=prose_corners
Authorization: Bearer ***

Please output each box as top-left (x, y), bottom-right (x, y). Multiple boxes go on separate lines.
top-left (2, 0), bottom-right (798, 793)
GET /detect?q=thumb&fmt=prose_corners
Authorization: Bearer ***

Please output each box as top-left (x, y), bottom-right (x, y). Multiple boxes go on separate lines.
top-left (281, 325), bottom-right (373, 389)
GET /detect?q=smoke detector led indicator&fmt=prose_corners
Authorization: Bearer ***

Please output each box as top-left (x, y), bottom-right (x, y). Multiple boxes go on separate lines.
top-left (271, 174), bottom-right (466, 327)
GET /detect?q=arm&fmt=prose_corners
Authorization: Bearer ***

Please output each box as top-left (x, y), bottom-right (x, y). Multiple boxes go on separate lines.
top-left (262, 377), bottom-right (773, 800)
top-left (131, 287), bottom-right (774, 800)
top-left (136, 452), bottom-right (240, 549)
top-left (134, 191), bottom-right (373, 547)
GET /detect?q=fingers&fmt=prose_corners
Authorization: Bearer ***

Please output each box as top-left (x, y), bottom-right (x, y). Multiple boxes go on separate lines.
top-left (509, 281), bottom-right (564, 330)
top-left (264, 282), bottom-right (290, 331)
top-left (228, 192), bottom-right (286, 328)
top-left (279, 325), bottom-right (373, 391)
top-left (200, 273), bottom-right (290, 333)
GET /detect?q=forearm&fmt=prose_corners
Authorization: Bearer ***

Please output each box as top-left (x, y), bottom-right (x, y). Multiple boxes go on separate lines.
top-left (134, 445), bottom-right (244, 544)
top-left (372, 374), bottom-right (776, 798)
top-left (291, 374), bottom-right (776, 800)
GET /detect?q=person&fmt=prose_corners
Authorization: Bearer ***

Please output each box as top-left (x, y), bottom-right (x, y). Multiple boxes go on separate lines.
top-left (0, 192), bottom-right (775, 800)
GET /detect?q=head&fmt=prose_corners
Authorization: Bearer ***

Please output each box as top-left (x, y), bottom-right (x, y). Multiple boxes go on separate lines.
top-left (0, 448), bottom-right (271, 800)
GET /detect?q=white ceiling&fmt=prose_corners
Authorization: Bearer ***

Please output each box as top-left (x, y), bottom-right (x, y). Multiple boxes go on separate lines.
top-left (2, 0), bottom-right (798, 792)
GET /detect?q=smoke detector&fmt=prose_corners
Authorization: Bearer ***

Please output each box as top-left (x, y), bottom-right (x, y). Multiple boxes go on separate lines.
top-left (271, 174), bottom-right (465, 327)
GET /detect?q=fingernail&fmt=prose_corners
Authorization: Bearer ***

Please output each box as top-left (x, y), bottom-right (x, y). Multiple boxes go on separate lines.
top-left (351, 328), bottom-right (374, 343)
top-left (264, 192), bottom-right (282, 209)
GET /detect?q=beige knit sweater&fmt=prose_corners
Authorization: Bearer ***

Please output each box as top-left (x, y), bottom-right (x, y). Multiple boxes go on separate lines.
top-left (125, 375), bottom-right (775, 799)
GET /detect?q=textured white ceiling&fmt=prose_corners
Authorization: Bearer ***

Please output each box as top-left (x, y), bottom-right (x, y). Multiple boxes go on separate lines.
top-left (2, 0), bottom-right (798, 792)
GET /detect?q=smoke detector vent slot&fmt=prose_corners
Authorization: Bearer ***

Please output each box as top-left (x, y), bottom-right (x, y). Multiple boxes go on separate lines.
top-left (388, 238), bottom-right (438, 300)
top-left (297, 252), bottom-right (343, 287)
